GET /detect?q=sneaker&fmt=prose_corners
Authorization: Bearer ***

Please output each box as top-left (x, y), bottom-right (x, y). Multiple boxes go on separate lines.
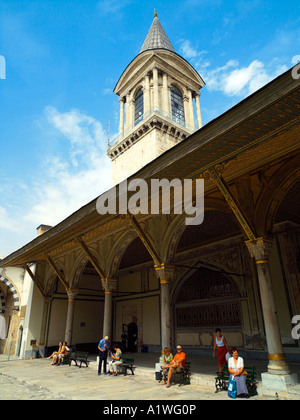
top-left (161, 381), bottom-right (166, 385)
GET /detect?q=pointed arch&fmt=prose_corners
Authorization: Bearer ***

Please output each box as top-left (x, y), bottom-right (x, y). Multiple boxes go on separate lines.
top-left (106, 230), bottom-right (138, 278)
top-left (161, 198), bottom-right (238, 263)
top-left (254, 154), bottom-right (300, 235)
top-left (0, 276), bottom-right (20, 310)
top-left (172, 263), bottom-right (242, 330)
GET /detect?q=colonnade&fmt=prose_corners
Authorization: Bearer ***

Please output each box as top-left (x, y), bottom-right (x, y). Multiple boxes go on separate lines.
top-left (61, 236), bottom-right (291, 377)
top-left (118, 68), bottom-right (202, 136)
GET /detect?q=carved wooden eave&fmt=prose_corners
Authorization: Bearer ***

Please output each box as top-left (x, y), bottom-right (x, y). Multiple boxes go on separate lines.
top-left (0, 66), bottom-right (299, 269)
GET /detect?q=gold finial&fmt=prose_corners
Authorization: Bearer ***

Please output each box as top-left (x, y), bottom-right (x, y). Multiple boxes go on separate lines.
top-left (154, 9), bottom-right (158, 18)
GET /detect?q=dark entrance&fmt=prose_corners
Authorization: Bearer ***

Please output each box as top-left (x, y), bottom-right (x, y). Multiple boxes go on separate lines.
top-left (127, 322), bottom-right (138, 352)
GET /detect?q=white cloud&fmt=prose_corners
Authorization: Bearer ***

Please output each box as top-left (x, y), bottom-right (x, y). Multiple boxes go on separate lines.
top-left (199, 58), bottom-right (288, 98)
top-left (23, 107), bottom-right (112, 227)
top-left (178, 40), bottom-right (209, 69)
top-left (292, 55), bottom-right (300, 65)
top-left (0, 107), bottom-right (112, 258)
top-left (179, 40), bottom-right (200, 59)
top-left (0, 206), bottom-right (20, 233)
top-left (179, 37), bottom-right (288, 99)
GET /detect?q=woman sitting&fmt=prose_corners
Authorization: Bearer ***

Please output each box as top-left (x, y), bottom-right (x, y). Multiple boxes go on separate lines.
top-left (56, 341), bottom-right (69, 366)
top-left (160, 347), bottom-right (173, 385)
top-left (228, 347), bottom-right (249, 398)
top-left (108, 344), bottom-right (123, 376)
top-left (47, 342), bottom-right (62, 365)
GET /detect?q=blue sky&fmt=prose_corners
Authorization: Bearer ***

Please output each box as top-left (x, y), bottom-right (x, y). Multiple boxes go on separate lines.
top-left (0, 0), bottom-right (299, 257)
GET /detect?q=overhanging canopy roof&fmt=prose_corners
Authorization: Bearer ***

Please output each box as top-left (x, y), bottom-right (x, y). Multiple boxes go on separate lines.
top-left (1, 67), bottom-right (299, 268)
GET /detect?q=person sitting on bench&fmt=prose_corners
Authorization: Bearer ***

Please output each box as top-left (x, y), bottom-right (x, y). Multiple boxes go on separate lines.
top-left (164, 345), bottom-right (186, 388)
top-left (57, 341), bottom-right (70, 365)
top-left (47, 341), bottom-right (63, 365)
top-left (160, 347), bottom-right (173, 385)
top-left (108, 344), bottom-right (123, 376)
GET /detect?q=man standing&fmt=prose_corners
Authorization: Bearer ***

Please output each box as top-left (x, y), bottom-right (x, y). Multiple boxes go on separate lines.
top-left (98, 335), bottom-right (110, 375)
top-left (165, 345), bottom-right (186, 388)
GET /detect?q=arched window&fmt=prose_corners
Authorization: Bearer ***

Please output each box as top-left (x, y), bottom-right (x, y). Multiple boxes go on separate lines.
top-left (171, 86), bottom-right (185, 125)
top-left (134, 88), bottom-right (144, 125)
top-left (175, 267), bottom-right (241, 328)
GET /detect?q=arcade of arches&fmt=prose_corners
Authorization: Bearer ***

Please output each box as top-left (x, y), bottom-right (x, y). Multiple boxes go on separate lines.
top-left (28, 173), bottom-right (300, 362)
top-left (0, 66), bottom-right (299, 387)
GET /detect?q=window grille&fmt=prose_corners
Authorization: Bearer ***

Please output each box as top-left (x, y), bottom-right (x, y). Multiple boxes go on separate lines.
top-left (134, 88), bottom-right (144, 124)
top-left (171, 86), bottom-right (185, 125)
top-left (175, 268), bottom-right (241, 328)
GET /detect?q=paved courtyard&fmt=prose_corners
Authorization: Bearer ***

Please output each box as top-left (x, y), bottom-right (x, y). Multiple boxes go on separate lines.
top-left (0, 352), bottom-right (299, 404)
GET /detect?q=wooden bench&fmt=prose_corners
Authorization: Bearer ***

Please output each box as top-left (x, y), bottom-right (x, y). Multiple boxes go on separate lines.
top-left (118, 358), bottom-right (135, 376)
top-left (70, 351), bottom-right (91, 368)
top-left (60, 349), bottom-right (73, 366)
top-left (173, 361), bottom-right (192, 386)
top-left (215, 365), bottom-right (257, 396)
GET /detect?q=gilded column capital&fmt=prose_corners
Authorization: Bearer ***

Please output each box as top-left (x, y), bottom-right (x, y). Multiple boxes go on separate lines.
top-left (154, 263), bottom-right (175, 284)
top-left (245, 237), bottom-right (273, 262)
top-left (102, 278), bottom-right (118, 293)
top-left (66, 288), bottom-right (79, 301)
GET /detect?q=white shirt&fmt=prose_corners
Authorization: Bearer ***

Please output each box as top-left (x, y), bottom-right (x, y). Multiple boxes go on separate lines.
top-left (228, 356), bottom-right (244, 371)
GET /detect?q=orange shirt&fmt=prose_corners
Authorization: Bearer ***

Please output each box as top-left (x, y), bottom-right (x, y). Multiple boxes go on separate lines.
top-left (173, 352), bottom-right (186, 368)
top-left (58, 345), bottom-right (68, 355)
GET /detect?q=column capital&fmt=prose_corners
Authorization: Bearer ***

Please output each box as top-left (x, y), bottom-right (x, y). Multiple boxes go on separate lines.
top-left (245, 237), bottom-right (273, 262)
top-left (155, 263), bottom-right (175, 284)
top-left (102, 278), bottom-right (117, 293)
top-left (66, 288), bottom-right (79, 301)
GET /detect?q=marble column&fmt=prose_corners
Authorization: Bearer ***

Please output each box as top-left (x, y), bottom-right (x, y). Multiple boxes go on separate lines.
top-left (183, 94), bottom-right (190, 127)
top-left (119, 97), bottom-right (125, 135)
top-left (65, 289), bottom-right (79, 346)
top-left (246, 238), bottom-right (290, 374)
top-left (39, 296), bottom-right (51, 349)
top-left (162, 73), bottom-right (169, 114)
top-left (155, 264), bottom-right (175, 349)
top-left (195, 92), bottom-right (202, 129)
top-left (102, 278), bottom-right (117, 340)
top-left (153, 67), bottom-right (159, 109)
top-left (125, 92), bottom-right (132, 129)
top-left (246, 237), bottom-right (299, 394)
top-left (187, 89), bottom-right (195, 129)
top-left (144, 73), bottom-right (151, 114)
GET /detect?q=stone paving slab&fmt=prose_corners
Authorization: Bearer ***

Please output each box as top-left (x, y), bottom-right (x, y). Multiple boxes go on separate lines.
top-left (0, 357), bottom-right (296, 402)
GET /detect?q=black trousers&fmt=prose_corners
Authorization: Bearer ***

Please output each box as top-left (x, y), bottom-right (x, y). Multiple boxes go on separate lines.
top-left (98, 350), bottom-right (108, 374)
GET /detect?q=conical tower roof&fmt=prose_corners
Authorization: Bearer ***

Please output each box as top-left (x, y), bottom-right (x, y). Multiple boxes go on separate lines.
top-left (139, 11), bottom-right (175, 53)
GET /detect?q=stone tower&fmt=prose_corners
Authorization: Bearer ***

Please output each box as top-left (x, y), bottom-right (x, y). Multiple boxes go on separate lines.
top-left (107, 11), bottom-right (205, 185)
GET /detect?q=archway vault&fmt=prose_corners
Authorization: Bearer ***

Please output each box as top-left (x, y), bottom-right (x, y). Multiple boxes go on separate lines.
top-left (0, 276), bottom-right (20, 311)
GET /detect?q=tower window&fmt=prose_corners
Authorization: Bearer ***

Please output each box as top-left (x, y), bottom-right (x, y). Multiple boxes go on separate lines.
top-left (134, 88), bottom-right (144, 124)
top-left (171, 86), bottom-right (185, 125)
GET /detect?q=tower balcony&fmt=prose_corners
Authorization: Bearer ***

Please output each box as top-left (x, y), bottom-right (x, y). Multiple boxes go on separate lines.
top-left (107, 106), bottom-right (195, 161)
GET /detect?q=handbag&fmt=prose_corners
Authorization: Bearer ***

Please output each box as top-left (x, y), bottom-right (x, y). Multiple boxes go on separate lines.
top-left (228, 376), bottom-right (237, 399)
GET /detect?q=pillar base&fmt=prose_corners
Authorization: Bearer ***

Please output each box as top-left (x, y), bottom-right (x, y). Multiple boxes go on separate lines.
top-left (261, 372), bottom-right (298, 397)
